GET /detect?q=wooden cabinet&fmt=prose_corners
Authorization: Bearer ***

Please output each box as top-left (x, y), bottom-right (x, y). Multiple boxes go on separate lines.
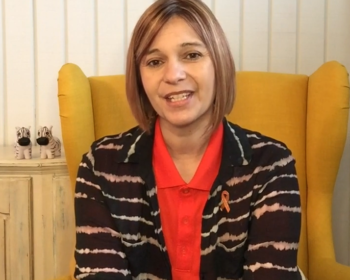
top-left (0, 146), bottom-right (75, 280)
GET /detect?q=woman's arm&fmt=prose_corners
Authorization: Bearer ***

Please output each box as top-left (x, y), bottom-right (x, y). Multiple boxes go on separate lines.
top-left (243, 148), bottom-right (303, 280)
top-left (74, 150), bottom-right (131, 280)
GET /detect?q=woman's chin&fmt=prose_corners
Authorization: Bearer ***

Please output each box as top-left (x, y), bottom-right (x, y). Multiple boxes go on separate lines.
top-left (159, 113), bottom-right (210, 131)
top-left (159, 115), bottom-right (194, 129)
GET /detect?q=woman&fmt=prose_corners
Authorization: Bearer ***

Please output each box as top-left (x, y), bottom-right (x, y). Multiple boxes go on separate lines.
top-left (74, 0), bottom-right (303, 279)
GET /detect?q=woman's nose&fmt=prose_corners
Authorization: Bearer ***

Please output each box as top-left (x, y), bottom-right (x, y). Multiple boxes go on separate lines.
top-left (162, 59), bottom-right (186, 84)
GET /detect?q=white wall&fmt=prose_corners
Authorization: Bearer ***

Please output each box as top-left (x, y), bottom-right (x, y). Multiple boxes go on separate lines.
top-left (0, 0), bottom-right (349, 265)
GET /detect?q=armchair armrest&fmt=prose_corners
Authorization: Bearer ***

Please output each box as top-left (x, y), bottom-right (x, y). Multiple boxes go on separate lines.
top-left (52, 276), bottom-right (72, 280)
top-left (312, 259), bottom-right (350, 280)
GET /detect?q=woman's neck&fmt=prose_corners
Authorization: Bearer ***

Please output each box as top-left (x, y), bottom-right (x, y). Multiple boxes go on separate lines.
top-left (159, 118), bottom-right (211, 161)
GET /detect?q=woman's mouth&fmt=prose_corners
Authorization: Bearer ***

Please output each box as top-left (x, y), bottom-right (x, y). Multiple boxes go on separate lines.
top-left (164, 91), bottom-right (193, 103)
top-left (167, 92), bottom-right (192, 102)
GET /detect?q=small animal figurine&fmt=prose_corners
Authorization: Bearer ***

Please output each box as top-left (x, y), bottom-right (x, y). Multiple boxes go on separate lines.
top-left (14, 126), bottom-right (32, 159)
top-left (36, 126), bottom-right (62, 159)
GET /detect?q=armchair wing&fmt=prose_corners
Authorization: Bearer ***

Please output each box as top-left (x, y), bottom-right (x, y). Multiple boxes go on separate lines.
top-left (58, 63), bottom-right (95, 190)
top-left (306, 62), bottom-right (350, 280)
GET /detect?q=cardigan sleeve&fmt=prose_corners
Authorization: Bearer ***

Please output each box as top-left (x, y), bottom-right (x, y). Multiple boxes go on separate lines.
top-left (243, 147), bottom-right (303, 280)
top-left (74, 149), bottom-right (132, 280)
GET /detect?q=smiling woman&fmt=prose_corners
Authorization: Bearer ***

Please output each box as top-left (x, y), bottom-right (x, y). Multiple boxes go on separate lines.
top-left (126, 0), bottom-right (235, 135)
top-left (139, 16), bottom-right (216, 137)
top-left (73, 0), bottom-right (304, 279)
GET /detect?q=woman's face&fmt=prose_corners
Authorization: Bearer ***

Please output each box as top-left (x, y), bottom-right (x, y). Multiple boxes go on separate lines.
top-left (139, 16), bottom-right (215, 131)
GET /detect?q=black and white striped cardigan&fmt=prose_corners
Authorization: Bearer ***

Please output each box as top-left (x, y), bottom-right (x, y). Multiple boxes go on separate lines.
top-left (74, 119), bottom-right (303, 280)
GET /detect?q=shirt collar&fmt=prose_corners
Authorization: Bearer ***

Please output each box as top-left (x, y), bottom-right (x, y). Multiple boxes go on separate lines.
top-left (153, 118), bottom-right (224, 189)
top-left (114, 118), bottom-right (252, 168)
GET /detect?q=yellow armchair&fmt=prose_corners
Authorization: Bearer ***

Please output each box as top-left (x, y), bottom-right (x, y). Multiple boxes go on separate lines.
top-left (57, 61), bottom-right (350, 280)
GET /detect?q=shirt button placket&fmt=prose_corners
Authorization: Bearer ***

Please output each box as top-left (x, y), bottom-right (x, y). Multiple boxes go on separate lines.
top-left (176, 186), bottom-right (193, 270)
top-left (181, 188), bottom-right (190, 194)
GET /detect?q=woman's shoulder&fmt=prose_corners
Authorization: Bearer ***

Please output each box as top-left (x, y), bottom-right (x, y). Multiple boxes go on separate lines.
top-left (244, 129), bottom-right (295, 170)
top-left (226, 121), bottom-right (294, 165)
top-left (84, 125), bottom-right (147, 166)
top-left (244, 128), bottom-right (290, 151)
top-left (92, 125), bottom-right (143, 148)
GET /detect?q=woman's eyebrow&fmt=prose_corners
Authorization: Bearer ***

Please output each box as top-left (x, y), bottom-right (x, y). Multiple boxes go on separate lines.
top-left (146, 41), bottom-right (205, 55)
top-left (180, 41), bottom-right (205, 48)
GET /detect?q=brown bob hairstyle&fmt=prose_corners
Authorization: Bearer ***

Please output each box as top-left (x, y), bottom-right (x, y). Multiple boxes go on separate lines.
top-left (126, 0), bottom-right (236, 133)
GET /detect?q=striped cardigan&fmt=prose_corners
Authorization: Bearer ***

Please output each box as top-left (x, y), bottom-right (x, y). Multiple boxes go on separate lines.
top-left (74, 119), bottom-right (303, 280)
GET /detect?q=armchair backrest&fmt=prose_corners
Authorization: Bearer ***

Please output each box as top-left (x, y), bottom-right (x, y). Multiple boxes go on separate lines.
top-left (57, 61), bottom-right (349, 279)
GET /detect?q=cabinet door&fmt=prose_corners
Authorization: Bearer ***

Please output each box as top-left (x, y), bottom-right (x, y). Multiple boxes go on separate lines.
top-left (52, 175), bottom-right (75, 278)
top-left (0, 177), bottom-right (32, 280)
top-left (32, 174), bottom-right (74, 280)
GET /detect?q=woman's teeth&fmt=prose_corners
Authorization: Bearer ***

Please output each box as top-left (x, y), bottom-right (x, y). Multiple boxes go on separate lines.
top-left (168, 93), bottom-right (190, 102)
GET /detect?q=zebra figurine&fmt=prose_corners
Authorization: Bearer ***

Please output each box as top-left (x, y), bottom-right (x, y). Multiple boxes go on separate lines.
top-left (36, 126), bottom-right (61, 159)
top-left (14, 126), bottom-right (32, 159)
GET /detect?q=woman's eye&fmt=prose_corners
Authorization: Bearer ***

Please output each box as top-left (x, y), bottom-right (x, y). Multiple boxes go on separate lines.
top-left (147, 60), bottom-right (162, 67)
top-left (186, 52), bottom-right (201, 60)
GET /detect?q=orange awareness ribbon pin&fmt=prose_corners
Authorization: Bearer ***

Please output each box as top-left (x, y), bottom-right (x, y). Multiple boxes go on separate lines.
top-left (220, 190), bottom-right (230, 213)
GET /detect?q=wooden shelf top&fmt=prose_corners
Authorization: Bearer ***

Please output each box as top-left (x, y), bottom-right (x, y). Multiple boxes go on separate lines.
top-left (0, 145), bottom-right (67, 167)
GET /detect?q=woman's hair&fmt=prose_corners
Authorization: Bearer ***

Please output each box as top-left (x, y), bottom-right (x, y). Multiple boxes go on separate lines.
top-left (126, 0), bottom-right (236, 133)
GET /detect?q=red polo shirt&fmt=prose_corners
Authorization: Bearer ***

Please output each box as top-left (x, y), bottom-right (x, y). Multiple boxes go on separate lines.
top-left (153, 119), bottom-right (223, 280)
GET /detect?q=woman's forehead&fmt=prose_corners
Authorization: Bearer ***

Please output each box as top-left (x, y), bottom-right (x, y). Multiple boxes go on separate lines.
top-left (148, 17), bottom-right (204, 50)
